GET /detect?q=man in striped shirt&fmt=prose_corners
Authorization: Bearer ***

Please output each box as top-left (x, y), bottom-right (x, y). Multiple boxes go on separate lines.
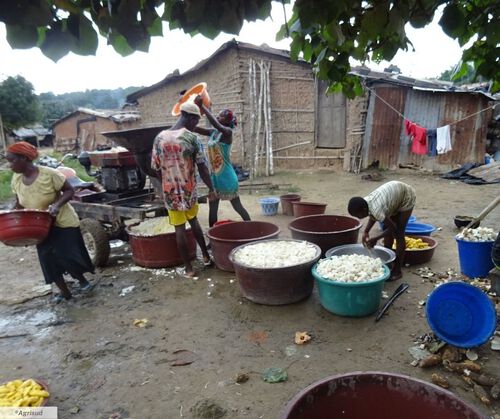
top-left (348, 181), bottom-right (416, 281)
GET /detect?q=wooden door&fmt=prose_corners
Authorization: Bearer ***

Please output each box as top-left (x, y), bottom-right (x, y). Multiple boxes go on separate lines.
top-left (315, 79), bottom-right (346, 148)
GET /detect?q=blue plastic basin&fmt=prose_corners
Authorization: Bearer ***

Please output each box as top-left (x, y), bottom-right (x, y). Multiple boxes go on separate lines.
top-left (426, 282), bottom-right (497, 348)
top-left (405, 222), bottom-right (436, 236)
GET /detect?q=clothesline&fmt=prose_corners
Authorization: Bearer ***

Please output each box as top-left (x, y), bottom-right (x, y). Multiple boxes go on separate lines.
top-left (365, 86), bottom-right (497, 127)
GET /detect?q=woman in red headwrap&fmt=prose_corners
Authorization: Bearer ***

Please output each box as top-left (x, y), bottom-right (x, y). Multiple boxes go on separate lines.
top-left (6, 142), bottom-right (94, 303)
top-left (193, 96), bottom-right (251, 227)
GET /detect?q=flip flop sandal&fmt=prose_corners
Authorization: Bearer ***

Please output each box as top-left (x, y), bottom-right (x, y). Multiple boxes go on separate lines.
top-left (203, 258), bottom-right (214, 268)
top-left (52, 294), bottom-right (65, 304)
top-left (80, 283), bottom-right (94, 292)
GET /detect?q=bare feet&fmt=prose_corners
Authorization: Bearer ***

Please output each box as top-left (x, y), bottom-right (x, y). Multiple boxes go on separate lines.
top-left (176, 267), bottom-right (197, 278)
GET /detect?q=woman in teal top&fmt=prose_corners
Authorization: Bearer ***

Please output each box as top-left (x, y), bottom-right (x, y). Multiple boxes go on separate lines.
top-left (194, 96), bottom-right (251, 227)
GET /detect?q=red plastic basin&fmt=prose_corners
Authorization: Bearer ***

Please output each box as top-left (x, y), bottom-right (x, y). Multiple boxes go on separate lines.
top-left (292, 201), bottom-right (327, 217)
top-left (280, 194), bottom-right (301, 216)
top-left (229, 239), bottom-right (321, 305)
top-left (403, 235), bottom-right (438, 266)
top-left (207, 221), bottom-right (280, 272)
top-left (126, 224), bottom-right (196, 268)
top-left (0, 210), bottom-right (53, 246)
top-left (288, 215), bottom-right (362, 256)
top-left (281, 372), bottom-right (484, 419)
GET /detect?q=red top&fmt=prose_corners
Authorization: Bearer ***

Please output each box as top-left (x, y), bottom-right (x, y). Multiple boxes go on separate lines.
top-left (405, 120), bottom-right (427, 155)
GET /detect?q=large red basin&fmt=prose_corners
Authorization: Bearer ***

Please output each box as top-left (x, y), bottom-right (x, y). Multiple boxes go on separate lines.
top-left (0, 209), bottom-right (53, 246)
top-left (288, 215), bottom-right (362, 256)
top-left (281, 372), bottom-right (485, 419)
top-left (207, 221), bottom-right (280, 272)
top-left (229, 239), bottom-right (321, 305)
top-left (126, 225), bottom-right (196, 268)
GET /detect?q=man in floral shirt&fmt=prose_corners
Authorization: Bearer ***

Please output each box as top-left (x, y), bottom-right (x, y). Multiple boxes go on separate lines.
top-left (152, 101), bottom-right (216, 277)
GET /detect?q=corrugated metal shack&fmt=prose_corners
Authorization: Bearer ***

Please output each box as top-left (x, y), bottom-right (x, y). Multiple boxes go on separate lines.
top-left (353, 68), bottom-right (495, 171)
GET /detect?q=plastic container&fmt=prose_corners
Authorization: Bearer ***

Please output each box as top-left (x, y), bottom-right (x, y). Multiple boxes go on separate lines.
top-left (229, 239), bottom-right (321, 305)
top-left (403, 235), bottom-right (438, 266)
top-left (325, 244), bottom-right (396, 271)
top-left (171, 82), bottom-right (211, 116)
top-left (405, 222), bottom-right (436, 236)
top-left (456, 238), bottom-right (494, 278)
top-left (426, 281), bottom-right (497, 348)
top-left (0, 209), bottom-right (53, 246)
top-left (280, 194), bottom-right (301, 216)
top-left (289, 215), bottom-right (362, 256)
top-left (280, 372), bottom-right (485, 419)
top-left (207, 221), bottom-right (280, 272)
top-left (454, 215), bottom-right (480, 229)
top-left (292, 201), bottom-right (327, 217)
top-left (259, 197), bottom-right (280, 216)
top-left (312, 263), bottom-right (390, 317)
top-left (126, 224), bottom-right (196, 268)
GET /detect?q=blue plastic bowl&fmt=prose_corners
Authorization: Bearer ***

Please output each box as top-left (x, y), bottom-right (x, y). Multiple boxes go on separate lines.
top-left (426, 282), bottom-right (497, 348)
top-left (405, 222), bottom-right (436, 236)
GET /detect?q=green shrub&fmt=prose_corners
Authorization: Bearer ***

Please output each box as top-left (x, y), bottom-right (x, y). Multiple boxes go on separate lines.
top-left (0, 170), bottom-right (14, 202)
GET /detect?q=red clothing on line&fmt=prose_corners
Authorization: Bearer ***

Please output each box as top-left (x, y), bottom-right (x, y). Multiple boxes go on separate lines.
top-left (405, 120), bottom-right (427, 155)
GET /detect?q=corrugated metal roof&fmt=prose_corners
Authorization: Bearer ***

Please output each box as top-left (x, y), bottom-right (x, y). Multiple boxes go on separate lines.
top-left (51, 108), bottom-right (141, 128)
top-left (350, 66), bottom-right (494, 99)
top-left (13, 127), bottom-right (51, 138)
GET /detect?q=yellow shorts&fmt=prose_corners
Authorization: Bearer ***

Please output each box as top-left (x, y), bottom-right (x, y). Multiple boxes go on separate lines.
top-left (168, 204), bottom-right (199, 226)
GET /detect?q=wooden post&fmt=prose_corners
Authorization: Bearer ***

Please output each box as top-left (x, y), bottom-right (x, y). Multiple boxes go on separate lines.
top-left (265, 62), bottom-right (273, 176)
top-left (0, 113), bottom-right (6, 152)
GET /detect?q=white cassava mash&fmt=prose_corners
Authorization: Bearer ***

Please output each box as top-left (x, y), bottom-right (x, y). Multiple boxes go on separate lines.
top-left (233, 240), bottom-right (318, 268)
top-left (316, 254), bottom-right (385, 283)
top-left (129, 217), bottom-right (187, 236)
top-left (456, 227), bottom-right (496, 242)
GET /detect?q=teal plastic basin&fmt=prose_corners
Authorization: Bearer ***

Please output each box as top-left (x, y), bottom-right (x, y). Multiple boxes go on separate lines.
top-left (312, 263), bottom-right (390, 317)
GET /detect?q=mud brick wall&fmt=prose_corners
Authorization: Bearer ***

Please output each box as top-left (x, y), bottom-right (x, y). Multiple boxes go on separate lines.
top-left (133, 45), bottom-right (362, 171)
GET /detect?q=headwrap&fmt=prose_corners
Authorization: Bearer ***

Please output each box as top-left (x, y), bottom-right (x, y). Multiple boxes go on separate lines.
top-left (7, 141), bottom-right (39, 161)
top-left (220, 109), bottom-right (237, 128)
top-left (180, 101), bottom-right (201, 117)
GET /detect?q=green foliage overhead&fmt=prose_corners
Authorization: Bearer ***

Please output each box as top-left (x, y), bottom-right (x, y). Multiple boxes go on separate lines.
top-left (0, 76), bottom-right (40, 129)
top-left (0, 0), bottom-right (498, 96)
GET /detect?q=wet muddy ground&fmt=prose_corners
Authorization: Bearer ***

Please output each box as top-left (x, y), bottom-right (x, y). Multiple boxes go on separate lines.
top-left (1, 169), bottom-right (499, 419)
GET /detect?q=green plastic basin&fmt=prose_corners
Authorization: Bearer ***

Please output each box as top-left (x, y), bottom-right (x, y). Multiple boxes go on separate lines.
top-left (312, 263), bottom-right (390, 317)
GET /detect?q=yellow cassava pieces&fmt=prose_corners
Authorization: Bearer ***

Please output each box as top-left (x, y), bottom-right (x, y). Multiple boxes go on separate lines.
top-left (393, 236), bottom-right (430, 250)
top-left (0, 378), bottom-right (49, 407)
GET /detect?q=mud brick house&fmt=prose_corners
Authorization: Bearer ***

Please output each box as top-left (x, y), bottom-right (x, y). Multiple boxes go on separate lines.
top-left (125, 40), bottom-right (495, 173)
top-left (52, 108), bottom-right (140, 153)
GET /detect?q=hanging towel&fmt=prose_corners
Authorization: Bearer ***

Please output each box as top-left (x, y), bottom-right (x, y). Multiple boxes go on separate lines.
top-left (436, 125), bottom-right (452, 154)
top-left (405, 120), bottom-right (427, 155)
top-left (427, 128), bottom-right (437, 157)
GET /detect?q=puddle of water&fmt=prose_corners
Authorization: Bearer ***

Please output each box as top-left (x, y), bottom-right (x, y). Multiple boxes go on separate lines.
top-left (0, 309), bottom-right (57, 333)
top-left (65, 306), bottom-right (95, 322)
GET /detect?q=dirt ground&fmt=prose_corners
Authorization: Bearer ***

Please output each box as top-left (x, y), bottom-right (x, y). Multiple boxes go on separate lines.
top-left (0, 169), bottom-right (499, 419)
